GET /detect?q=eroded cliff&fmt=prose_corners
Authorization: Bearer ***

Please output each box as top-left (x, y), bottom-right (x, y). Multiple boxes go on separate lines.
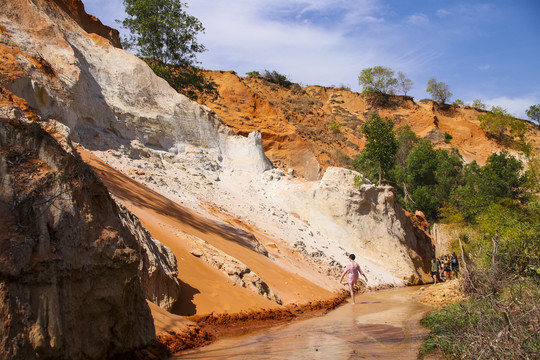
top-left (0, 104), bottom-right (155, 359)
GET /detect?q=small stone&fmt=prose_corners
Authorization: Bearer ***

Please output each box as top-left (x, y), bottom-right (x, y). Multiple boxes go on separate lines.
top-left (190, 249), bottom-right (204, 257)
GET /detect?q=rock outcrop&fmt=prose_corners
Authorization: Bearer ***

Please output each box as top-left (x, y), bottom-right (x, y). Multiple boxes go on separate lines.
top-left (50, 0), bottom-right (122, 47)
top-left (188, 233), bottom-right (281, 304)
top-left (0, 0), bottom-right (272, 176)
top-left (271, 167), bottom-right (434, 284)
top-left (114, 199), bottom-right (182, 312)
top-left (0, 107), bottom-right (155, 359)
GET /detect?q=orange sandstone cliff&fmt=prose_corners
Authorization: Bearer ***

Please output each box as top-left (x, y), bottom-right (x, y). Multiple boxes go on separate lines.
top-left (200, 70), bottom-right (540, 180)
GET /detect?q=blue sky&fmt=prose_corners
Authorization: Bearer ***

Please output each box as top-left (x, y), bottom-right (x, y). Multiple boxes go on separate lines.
top-left (84, 0), bottom-right (540, 118)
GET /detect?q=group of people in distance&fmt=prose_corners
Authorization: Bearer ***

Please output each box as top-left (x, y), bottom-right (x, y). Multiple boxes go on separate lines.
top-left (339, 251), bottom-right (461, 304)
top-left (430, 252), bottom-right (459, 285)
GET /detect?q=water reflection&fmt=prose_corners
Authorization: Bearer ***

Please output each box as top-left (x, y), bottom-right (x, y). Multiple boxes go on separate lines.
top-left (174, 286), bottom-right (432, 359)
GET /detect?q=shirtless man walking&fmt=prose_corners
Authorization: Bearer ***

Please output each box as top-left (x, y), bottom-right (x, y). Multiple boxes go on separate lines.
top-left (340, 254), bottom-right (368, 304)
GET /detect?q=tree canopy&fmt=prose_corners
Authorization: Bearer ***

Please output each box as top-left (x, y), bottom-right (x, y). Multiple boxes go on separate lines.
top-left (396, 71), bottom-right (413, 96)
top-left (355, 114), bottom-right (398, 185)
top-left (121, 0), bottom-right (206, 66)
top-left (426, 77), bottom-right (452, 104)
top-left (119, 0), bottom-right (218, 100)
top-left (358, 66), bottom-right (397, 96)
top-left (526, 104), bottom-right (540, 127)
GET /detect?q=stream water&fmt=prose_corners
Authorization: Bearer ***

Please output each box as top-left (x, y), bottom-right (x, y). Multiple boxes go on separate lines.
top-left (173, 286), bottom-right (433, 359)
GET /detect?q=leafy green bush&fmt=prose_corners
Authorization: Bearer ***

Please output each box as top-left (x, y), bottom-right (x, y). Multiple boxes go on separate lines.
top-left (444, 132), bottom-right (453, 143)
top-left (262, 70), bottom-right (293, 88)
top-left (353, 174), bottom-right (365, 187)
top-left (144, 59), bottom-right (218, 101)
top-left (329, 120), bottom-right (343, 133)
top-left (472, 99), bottom-right (487, 110)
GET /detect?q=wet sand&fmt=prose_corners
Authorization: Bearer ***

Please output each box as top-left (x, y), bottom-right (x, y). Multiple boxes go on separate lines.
top-left (173, 286), bottom-right (432, 359)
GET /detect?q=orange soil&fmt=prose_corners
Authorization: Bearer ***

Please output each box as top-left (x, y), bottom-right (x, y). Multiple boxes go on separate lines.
top-left (201, 71), bottom-right (540, 179)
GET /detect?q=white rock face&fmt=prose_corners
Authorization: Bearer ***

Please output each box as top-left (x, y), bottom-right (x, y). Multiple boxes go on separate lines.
top-left (0, 0), bottom-right (271, 175)
top-left (276, 167), bottom-right (432, 284)
top-left (222, 131), bottom-right (273, 173)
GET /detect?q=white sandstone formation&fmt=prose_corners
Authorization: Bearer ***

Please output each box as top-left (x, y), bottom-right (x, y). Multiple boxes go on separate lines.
top-left (274, 167), bottom-right (432, 284)
top-left (0, 0), bottom-right (272, 176)
top-left (187, 233), bottom-right (281, 304)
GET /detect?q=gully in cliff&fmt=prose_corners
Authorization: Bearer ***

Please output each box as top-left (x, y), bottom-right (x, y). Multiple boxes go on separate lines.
top-left (339, 254), bottom-right (368, 304)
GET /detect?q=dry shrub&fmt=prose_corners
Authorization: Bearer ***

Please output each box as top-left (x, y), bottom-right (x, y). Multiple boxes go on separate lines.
top-left (421, 261), bottom-right (540, 360)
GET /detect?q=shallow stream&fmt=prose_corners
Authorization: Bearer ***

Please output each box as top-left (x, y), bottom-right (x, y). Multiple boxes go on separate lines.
top-left (173, 286), bottom-right (433, 359)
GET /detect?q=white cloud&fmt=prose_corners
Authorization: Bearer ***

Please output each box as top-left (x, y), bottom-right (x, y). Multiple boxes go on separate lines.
top-left (436, 9), bottom-right (451, 18)
top-left (185, 0), bottom-right (389, 87)
top-left (482, 95), bottom-right (540, 119)
top-left (478, 64), bottom-right (492, 71)
top-left (407, 13), bottom-right (429, 26)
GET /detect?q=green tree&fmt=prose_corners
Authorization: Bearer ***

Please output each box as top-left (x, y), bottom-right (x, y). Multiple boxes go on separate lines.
top-left (405, 140), bottom-right (439, 217)
top-left (480, 150), bottom-right (525, 201)
top-left (426, 77), bottom-right (452, 104)
top-left (357, 114), bottom-right (398, 185)
top-left (472, 99), bottom-right (487, 110)
top-left (434, 148), bottom-right (463, 202)
top-left (396, 71), bottom-right (413, 96)
top-left (404, 141), bottom-right (463, 220)
top-left (121, 0), bottom-right (206, 66)
top-left (390, 126), bottom-right (419, 207)
top-left (120, 0), bottom-right (216, 100)
top-left (358, 66), bottom-right (397, 96)
top-left (454, 161), bottom-right (488, 222)
top-left (453, 99), bottom-right (464, 107)
top-left (526, 104), bottom-right (540, 127)
top-left (454, 151), bottom-right (525, 223)
top-left (395, 125), bottom-right (419, 168)
top-left (477, 202), bottom-right (540, 274)
top-left (406, 140), bottom-right (438, 189)
top-left (478, 106), bottom-right (514, 142)
top-left (262, 70), bottom-right (293, 88)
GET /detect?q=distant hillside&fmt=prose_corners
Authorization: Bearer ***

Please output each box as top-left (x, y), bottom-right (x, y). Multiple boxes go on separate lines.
top-left (200, 70), bottom-right (540, 180)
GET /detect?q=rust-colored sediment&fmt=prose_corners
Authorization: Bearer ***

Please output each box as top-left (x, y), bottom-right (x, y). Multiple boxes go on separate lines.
top-left (155, 290), bottom-right (350, 355)
top-left (157, 326), bottom-right (215, 354)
